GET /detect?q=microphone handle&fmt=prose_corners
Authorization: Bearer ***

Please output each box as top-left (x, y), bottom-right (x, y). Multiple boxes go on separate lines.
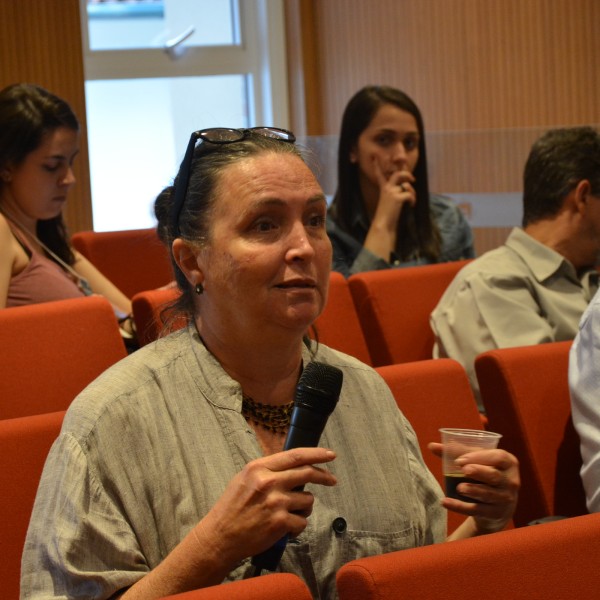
top-left (284, 405), bottom-right (329, 451)
top-left (251, 406), bottom-right (329, 573)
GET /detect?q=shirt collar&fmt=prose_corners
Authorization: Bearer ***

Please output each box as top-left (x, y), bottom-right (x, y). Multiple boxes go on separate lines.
top-left (505, 227), bottom-right (596, 285)
top-left (187, 326), bottom-right (315, 412)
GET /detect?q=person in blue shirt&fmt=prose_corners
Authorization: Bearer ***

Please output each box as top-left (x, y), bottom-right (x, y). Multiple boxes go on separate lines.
top-left (327, 85), bottom-right (475, 277)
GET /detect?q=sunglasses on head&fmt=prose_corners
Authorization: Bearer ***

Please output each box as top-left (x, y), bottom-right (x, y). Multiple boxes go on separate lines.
top-left (170, 127), bottom-right (296, 237)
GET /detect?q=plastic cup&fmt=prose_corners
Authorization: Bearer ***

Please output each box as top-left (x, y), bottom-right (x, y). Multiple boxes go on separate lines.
top-left (439, 428), bottom-right (502, 502)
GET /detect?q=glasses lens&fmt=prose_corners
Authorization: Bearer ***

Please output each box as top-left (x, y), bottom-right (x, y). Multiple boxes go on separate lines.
top-left (250, 127), bottom-right (296, 143)
top-left (172, 125), bottom-right (297, 237)
top-left (199, 128), bottom-right (244, 144)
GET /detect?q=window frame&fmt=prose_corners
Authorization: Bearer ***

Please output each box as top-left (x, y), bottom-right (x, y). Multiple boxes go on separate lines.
top-left (79, 0), bottom-right (290, 128)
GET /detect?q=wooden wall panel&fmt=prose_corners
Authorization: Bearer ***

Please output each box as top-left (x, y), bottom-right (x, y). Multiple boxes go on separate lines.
top-left (0, 0), bottom-right (92, 233)
top-left (311, 0), bottom-right (600, 135)
top-left (285, 0), bottom-right (323, 136)
top-left (425, 127), bottom-right (548, 193)
top-left (473, 227), bottom-right (512, 257)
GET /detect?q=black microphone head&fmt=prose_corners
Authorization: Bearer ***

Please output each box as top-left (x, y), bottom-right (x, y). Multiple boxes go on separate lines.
top-left (295, 361), bottom-right (343, 415)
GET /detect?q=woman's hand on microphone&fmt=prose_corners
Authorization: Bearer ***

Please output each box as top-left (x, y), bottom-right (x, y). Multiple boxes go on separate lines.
top-left (193, 447), bottom-right (337, 567)
top-left (120, 449), bottom-right (336, 598)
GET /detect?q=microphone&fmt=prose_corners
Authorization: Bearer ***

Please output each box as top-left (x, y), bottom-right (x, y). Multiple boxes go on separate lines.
top-left (251, 361), bottom-right (344, 575)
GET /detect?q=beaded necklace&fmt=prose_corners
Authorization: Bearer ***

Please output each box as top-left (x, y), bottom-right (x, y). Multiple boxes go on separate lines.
top-left (242, 394), bottom-right (294, 435)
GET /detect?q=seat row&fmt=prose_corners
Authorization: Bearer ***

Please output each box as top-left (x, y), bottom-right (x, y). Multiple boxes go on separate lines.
top-left (131, 260), bottom-right (472, 360)
top-left (71, 226), bottom-right (472, 364)
top-left (2, 398), bottom-right (597, 600)
top-left (122, 513), bottom-right (600, 598)
top-left (70, 224), bottom-right (466, 360)
top-left (0, 294), bottom-right (587, 597)
top-left (1, 279), bottom-right (586, 521)
top-left (70, 227), bottom-right (469, 364)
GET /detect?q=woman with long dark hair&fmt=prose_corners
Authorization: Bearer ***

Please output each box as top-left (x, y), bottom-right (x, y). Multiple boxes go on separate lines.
top-left (328, 85), bottom-right (474, 277)
top-left (0, 83), bottom-right (134, 333)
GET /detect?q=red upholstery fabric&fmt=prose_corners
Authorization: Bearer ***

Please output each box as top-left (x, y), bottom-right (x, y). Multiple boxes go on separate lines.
top-left (313, 271), bottom-right (372, 364)
top-left (0, 410), bottom-right (65, 600)
top-left (0, 296), bottom-right (127, 419)
top-left (336, 512), bottom-right (600, 600)
top-left (132, 286), bottom-right (186, 346)
top-left (376, 359), bottom-right (483, 533)
top-left (72, 228), bottom-right (173, 298)
top-left (475, 341), bottom-right (586, 526)
top-left (348, 260), bottom-right (471, 366)
top-left (159, 573), bottom-right (312, 600)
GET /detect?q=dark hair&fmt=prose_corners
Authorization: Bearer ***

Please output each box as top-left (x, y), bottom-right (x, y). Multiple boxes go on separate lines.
top-left (0, 83), bottom-right (79, 266)
top-left (155, 131), bottom-right (305, 318)
top-left (522, 126), bottom-right (600, 227)
top-left (329, 85), bottom-right (440, 261)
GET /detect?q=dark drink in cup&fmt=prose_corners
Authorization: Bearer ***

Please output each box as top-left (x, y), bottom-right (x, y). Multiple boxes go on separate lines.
top-left (439, 428), bottom-right (502, 503)
top-left (444, 473), bottom-right (483, 502)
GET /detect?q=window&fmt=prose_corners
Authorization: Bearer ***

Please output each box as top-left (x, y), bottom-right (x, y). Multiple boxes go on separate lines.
top-left (80, 0), bottom-right (289, 231)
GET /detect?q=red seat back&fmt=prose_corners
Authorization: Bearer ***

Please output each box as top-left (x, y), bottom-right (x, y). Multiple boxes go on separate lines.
top-left (132, 274), bottom-right (372, 365)
top-left (376, 359), bottom-right (483, 533)
top-left (348, 260), bottom-right (471, 366)
top-left (72, 228), bottom-right (173, 297)
top-left (337, 513), bottom-right (600, 600)
top-left (475, 341), bottom-right (586, 525)
top-left (313, 272), bottom-right (371, 364)
top-left (159, 573), bottom-right (313, 600)
top-left (0, 296), bottom-right (127, 419)
top-left (132, 286), bottom-right (186, 346)
top-left (0, 410), bottom-right (65, 600)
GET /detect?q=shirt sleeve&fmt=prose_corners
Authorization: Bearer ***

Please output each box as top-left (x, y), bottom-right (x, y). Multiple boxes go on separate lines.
top-left (569, 296), bottom-right (600, 513)
top-left (21, 433), bottom-right (148, 600)
top-left (396, 410), bottom-right (447, 544)
top-left (455, 208), bottom-right (476, 259)
top-left (431, 196), bottom-right (476, 261)
top-left (328, 219), bottom-right (390, 277)
top-left (431, 271), bottom-right (556, 404)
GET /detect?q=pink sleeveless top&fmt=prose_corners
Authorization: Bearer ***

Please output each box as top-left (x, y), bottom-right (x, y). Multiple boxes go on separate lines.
top-left (7, 227), bottom-right (85, 308)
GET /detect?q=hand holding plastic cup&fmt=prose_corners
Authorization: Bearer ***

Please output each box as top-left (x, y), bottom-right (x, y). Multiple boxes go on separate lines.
top-left (439, 428), bottom-right (502, 502)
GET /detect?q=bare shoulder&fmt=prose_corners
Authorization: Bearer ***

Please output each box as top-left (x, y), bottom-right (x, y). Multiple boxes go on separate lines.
top-left (0, 213), bottom-right (20, 306)
top-left (0, 212), bottom-right (15, 248)
top-left (0, 213), bottom-right (29, 272)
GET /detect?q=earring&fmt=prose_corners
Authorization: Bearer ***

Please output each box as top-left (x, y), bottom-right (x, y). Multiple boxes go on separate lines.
top-left (195, 283), bottom-right (204, 295)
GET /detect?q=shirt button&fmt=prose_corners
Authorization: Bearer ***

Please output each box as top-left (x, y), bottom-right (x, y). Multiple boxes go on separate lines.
top-left (332, 517), bottom-right (347, 534)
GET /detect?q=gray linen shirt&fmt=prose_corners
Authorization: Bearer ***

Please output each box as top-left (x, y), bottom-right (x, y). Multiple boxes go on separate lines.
top-left (21, 326), bottom-right (445, 600)
top-left (431, 227), bottom-right (599, 410)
